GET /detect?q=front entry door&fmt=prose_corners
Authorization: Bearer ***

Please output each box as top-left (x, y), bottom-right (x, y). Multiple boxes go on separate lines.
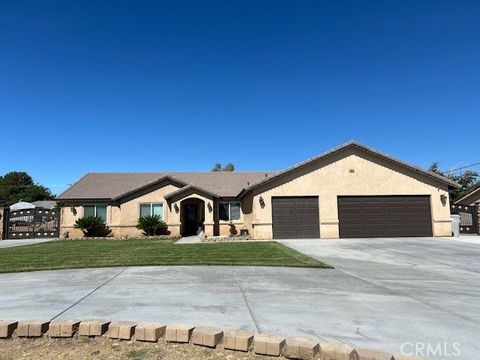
top-left (184, 204), bottom-right (200, 236)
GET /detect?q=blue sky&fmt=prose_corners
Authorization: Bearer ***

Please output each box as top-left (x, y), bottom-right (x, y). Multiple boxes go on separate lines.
top-left (1, 0), bottom-right (479, 195)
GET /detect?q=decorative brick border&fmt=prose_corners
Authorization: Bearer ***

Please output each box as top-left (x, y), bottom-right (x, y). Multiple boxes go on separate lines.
top-left (0, 319), bottom-right (424, 360)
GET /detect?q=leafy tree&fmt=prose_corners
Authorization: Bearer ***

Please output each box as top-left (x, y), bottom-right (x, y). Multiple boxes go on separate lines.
top-left (429, 162), bottom-right (479, 202)
top-left (74, 216), bottom-right (111, 237)
top-left (0, 171), bottom-right (54, 205)
top-left (136, 215), bottom-right (168, 236)
top-left (211, 163), bottom-right (235, 172)
top-left (222, 163), bottom-right (235, 172)
top-left (212, 163), bottom-right (222, 172)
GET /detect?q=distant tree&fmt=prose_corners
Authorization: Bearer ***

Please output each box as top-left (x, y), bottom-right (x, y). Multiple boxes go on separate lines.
top-left (212, 163), bottom-right (222, 172)
top-left (211, 163), bottom-right (235, 172)
top-left (0, 171), bottom-right (54, 205)
top-left (429, 162), bottom-right (479, 202)
top-left (222, 163), bottom-right (235, 172)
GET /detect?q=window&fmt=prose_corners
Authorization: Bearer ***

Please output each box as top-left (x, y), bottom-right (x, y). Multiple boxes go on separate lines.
top-left (139, 203), bottom-right (163, 219)
top-left (84, 204), bottom-right (107, 222)
top-left (219, 202), bottom-right (241, 221)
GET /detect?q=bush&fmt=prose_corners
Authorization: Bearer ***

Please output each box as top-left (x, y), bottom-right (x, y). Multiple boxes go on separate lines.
top-left (74, 216), bottom-right (111, 237)
top-left (136, 215), bottom-right (168, 236)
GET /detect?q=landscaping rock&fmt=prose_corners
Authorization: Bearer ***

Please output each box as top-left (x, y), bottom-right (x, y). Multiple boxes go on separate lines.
top-left (0, 321), bottom-right (18, 338)
top-left (319, 342), bottom-right (358, 360)
top-left (192, 326), bottom-right (223, 348)
top-left (49, 320), bottom-right (80, 338)
top-left (17, 320), bottom-right (50, 337)
top-left (135, 323), bottom-right (166, 342)
top-left (223, 329), bottom-right (254, 352)
top-left (78, 319), bottom-right (111, 337)
top-left (355, 348), bottom-right (394, 360)
top-left (106, 320), bottom-right (137, 340)
top-left (165, 324), bottom-right (195, 343)
top-left (285, 337), bottom-right (320, 359)
top-left (254, 333), bottom-right (286, 356)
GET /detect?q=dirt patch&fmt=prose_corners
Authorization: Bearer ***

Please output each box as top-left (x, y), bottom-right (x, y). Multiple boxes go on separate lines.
top-left (0, 337), bottom-right (283, 360)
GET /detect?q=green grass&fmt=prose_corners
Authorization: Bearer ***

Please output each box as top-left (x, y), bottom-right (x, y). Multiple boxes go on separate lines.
top-left (0, 239), bottom-right (332, 273)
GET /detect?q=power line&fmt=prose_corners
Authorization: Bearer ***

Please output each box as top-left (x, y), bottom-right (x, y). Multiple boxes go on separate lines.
top-left (447, 162), bottom-right (480, 173)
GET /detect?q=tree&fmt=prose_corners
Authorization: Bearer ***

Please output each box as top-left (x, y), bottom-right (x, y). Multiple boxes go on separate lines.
top-left (212, 163), bottom-right (222, 172)
top-left (429, 162), bottom-right (479, 202)
top-left (0, 171), bottom-right (54, 205)
top-left (211, 163), bottom-right (235, 172)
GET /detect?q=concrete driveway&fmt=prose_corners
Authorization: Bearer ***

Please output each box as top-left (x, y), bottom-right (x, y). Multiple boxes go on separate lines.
top-left (0, 238), bottom-right (55, 248)
top-left (0, 237), bottom-right (478, 359)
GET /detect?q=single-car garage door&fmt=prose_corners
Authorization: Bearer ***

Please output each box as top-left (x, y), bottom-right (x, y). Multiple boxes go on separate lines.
top-left (272, 197), bottom-right (320, 239)
top-left (338, 196), bottom-right (433, 238)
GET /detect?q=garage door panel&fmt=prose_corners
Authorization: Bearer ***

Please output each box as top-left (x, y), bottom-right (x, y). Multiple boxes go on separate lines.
top-left (338, 196), bottom-right (432, 238)
top-left (272, 197), bottom-right (319, 239)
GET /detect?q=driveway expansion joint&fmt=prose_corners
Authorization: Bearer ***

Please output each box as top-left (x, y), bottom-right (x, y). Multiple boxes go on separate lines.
top-left (231, 268), bottom-right (261, 333)
top-left (50, 267), bottom-right (129, 321)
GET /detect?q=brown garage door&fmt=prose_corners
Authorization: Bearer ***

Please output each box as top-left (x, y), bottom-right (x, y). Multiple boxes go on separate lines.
top-left (338, 196), bottom-right (433, 238)
top-left (272, 197), bottom-right (320, 239)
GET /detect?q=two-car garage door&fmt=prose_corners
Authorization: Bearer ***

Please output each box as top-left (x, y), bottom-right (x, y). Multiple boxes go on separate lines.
top-left (337, 196), bottom-right (433, 238)
top-left (271, 195), bottom-right (433, 239)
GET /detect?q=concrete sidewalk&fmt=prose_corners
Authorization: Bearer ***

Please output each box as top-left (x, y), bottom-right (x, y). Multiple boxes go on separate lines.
top-left (0, 238), bottom-right (55, 249)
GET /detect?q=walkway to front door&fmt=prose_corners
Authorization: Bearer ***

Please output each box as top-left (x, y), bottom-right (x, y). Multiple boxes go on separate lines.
top-left (174, 235), bottom-right (202, 244)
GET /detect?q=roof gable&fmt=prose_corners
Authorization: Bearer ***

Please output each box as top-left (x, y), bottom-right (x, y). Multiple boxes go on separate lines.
top-left (238, 141), bottom-right (460, 197)
top-left (455, 186), bottom-right (480, 205)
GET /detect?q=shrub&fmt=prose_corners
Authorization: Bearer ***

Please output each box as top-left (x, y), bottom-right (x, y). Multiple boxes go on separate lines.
top-left (136, 215), bottom-right (168, 236)
top-left (74, 216), bottom-right (111, 237)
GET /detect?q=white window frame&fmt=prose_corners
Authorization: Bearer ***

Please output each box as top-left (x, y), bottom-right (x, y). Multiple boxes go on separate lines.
top-left (139, 202), bottom-right (164, 219)
top-left (83, 204), bottom-right (108, 223)
top-left (219, 202), bottom-right (242, 222)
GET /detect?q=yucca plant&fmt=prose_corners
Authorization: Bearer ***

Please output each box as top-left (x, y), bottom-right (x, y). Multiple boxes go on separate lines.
top-left (136, 215), bottom-right (168, 236)
top-left (74, 216), bottom-right (111, 237)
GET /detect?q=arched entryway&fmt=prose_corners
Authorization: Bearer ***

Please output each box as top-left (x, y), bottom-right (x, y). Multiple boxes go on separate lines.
top-left (180, 198), bottom-right (205, 236)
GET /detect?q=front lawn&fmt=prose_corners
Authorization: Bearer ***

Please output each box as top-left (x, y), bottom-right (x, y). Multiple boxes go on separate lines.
top-left (0, 239), bottom-right (331, 273)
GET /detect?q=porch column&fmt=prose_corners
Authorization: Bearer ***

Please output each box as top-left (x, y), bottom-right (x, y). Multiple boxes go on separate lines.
top-left (204, 200), bottom-right (215, 237)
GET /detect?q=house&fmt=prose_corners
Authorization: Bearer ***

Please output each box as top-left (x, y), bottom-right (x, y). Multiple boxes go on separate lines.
top-left (455, 186), bottom-right (480, 207)
top-left (56, 141), bottom-right (459, 239)
top-left (454, 186), bottom-right (480, 233)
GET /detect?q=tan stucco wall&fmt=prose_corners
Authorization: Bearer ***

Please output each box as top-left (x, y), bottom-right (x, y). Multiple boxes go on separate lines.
top-left (60, 184), bottom-right (183, 238)
top-left (246, 152), bottom-right (452, 239)
top-left (60, 185), bottom-right (221, 238)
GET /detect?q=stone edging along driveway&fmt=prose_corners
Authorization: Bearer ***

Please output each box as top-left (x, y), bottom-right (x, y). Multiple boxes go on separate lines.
top-left (0, 319), bottom-right (421, 360)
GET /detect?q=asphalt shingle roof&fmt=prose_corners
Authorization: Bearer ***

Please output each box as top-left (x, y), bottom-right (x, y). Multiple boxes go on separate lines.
top-left (57, 172), bottom-right (273, 200)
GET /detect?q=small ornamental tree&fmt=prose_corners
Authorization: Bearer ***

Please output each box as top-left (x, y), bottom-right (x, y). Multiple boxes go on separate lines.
top-left (136, 215), bottom-right (168, 236)
top-left (74, 216), bottom-right (111, 237)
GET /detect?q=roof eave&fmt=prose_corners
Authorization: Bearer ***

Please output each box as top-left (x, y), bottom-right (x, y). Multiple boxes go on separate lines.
top-left (454, 186), bottom-right (480, 204)
top-left (238, 141), bottom-right (461, 196)
top-left (111, 175), bottom-right (188, 201)
top-left (165, 185), bottom-right (220, 201)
